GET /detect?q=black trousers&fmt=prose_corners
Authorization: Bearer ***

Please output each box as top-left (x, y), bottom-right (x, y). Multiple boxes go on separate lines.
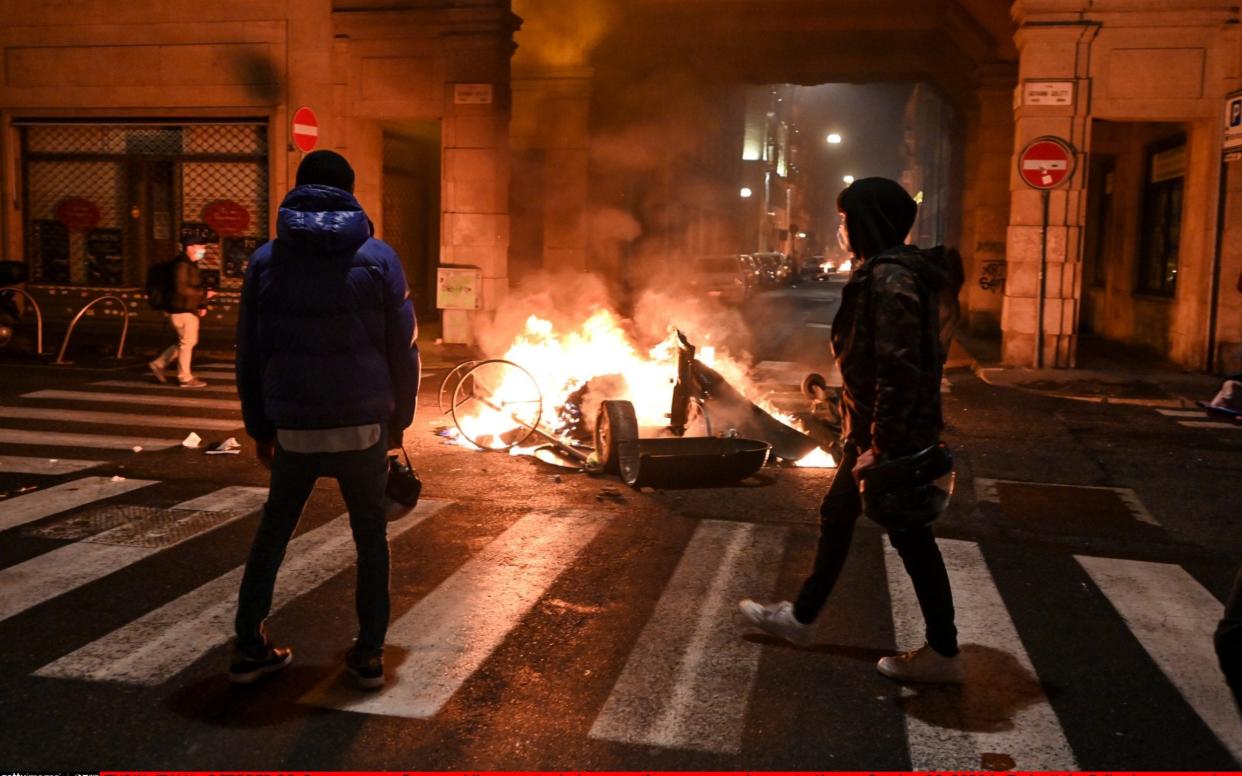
top-left (235, 437), bottom-right (390, 656)
top-left (793, 443), bottom-right (959, 657)
top-left (1216, 564), bottom-right (1242, 715)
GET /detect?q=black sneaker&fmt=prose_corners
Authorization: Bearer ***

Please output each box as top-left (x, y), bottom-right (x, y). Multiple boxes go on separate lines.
top-left (345, 647), bottom-right (384, 690)
top-left (228, 642), bottom-right (292, 684)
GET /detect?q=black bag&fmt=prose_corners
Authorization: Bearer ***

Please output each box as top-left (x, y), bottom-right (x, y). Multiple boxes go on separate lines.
top-left (386, 447), bottom-right (422, 512)
top-left (145, 260), bottom-right (175, 311)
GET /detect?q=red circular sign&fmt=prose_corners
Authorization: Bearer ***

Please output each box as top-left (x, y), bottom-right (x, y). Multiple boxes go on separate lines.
top-left (55, 197), bottom-right (100, 230)
top-left (202, 199), bottom-right (251, 236)
top-left (1019, 137), bottom-right (1076, 190)
top-left (292, 106), bottom-right (319, 153)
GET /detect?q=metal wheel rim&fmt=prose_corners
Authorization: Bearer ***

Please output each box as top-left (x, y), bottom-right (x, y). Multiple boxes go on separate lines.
top-left (438, 359), bottom-right (480, 415)
top-left (450, 358), bottom-right (544, 451)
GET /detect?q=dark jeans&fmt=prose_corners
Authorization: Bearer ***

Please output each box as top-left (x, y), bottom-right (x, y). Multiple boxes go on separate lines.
top-left (1216, 564), bottom-right (1242, 715)
top-left (235, 437), bottom-right (390, 656)
top-left (793, 442), bottom-right (959, 657)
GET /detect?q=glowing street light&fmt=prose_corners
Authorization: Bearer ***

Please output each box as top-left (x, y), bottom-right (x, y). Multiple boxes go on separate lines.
top-left (740, 187), bottom-right (753, 198)
top-left (843, 175), bottom-right (855, 185)
top-left (826, 133), bottom-right (843, 144)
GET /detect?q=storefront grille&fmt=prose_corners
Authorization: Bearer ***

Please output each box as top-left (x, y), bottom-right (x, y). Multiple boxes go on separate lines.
top-left (20, 123), bottom-right (269, 291)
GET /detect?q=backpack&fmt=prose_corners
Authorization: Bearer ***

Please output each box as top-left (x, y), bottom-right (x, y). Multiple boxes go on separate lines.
top-left (145, 260), bottom-right (175, 311)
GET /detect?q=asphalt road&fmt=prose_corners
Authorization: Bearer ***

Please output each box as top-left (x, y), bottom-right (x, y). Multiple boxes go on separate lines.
top-left (0, 292), bottom-right (1240, 770)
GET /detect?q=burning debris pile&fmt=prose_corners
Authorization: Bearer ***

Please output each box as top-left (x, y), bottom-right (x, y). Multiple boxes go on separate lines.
top-left (436, 305), bottom-right (837, 486)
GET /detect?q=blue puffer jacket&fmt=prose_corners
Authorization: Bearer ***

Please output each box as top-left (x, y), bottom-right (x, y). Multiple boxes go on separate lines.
top-left (236, 184), bottom-right (420, 441)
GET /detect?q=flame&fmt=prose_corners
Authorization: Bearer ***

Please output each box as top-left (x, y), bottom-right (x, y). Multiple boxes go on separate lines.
top-left (794, 447), bottom-right (837, 468)
top-left (445, 308), bottom-right (835, 469)
top-left (838, 259), bottom-right (852, 273)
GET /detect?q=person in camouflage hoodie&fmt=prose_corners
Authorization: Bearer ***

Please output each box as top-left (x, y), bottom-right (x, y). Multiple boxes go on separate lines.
top-left (740, 177), bottom-right (964, 684)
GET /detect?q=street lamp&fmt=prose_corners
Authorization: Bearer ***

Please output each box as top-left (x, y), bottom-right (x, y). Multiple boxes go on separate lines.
top-left (740, 187), bottom-right (753, 198)
top-left (826, 133), bottom-right (842, 145)
top-left (843, 175), bottom-right (855, 185)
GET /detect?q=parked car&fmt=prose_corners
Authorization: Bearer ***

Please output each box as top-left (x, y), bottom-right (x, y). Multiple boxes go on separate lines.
top-left (752, 252), bottom-right (794, 287)
top-left (686, 255), bottom-right (748, 303)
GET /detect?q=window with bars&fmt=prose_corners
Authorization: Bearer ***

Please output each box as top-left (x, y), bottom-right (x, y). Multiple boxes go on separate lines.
top-left (20, 122), bottom-right (269, 290)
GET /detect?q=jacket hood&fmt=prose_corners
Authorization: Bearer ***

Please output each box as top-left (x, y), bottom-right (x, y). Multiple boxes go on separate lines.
top-left (837, 177), bottom-right (918, 260)
top-left (275, 184), bottom-right (370, 262)
top-left (851, 244), bottom-right (949, 295)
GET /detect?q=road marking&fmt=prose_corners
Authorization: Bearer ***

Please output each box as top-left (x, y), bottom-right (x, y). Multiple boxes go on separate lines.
top-left (1077, 555), bottom-right (1242, 762)
top-left (590, 520), bottom-right (786, 754)
top-left (22, 390), bottom-right (240, 412)
top-left (1178, 420), bottom-right (1241, 431)
top-left (0, 407), bottom-right (241, 431)
top-left (192, 371), bottom-right (236, 381)
top-left (0, 456), bottom-right (104, 475)
top-left (973, 477), bottom-right (1159, 526)
top-left (92, 380), bottom-right (237, 394)
top-left (302, 509), bottom-right (607, 718)
top-left (885, 538), bottom-right (1077, 770)
top-left (0, 429), bottom-right (182, 451)
top-left (0, 476), bottom-right (158, 533)
top-left (198, 362), bottom-right (236, 368)
top-left (1156, 409), bottom-right (1206, 417)
top-left (0, 487), bottom-right (266, 624)
top-left (35, 498), bottom-right (451, 686)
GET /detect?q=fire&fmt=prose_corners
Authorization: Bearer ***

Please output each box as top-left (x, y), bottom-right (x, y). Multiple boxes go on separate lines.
top-left (837, 259), bottom-right (852, 273)
top-left (444, 308), bottom-right (835, 469)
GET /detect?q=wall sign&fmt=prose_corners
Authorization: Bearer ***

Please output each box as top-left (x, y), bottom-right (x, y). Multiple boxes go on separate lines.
top-left (437, 266), bottom-right (481, 310)
top-left (55, 197), bottom-right (101, 231)
top-left (1225, 91), bottom-right (1242, 153)
top-left (202, 200), bottom-right (251, 236)
top-left (1023, 81), bottom-right (1075, 107)
top-left (454, 83), bottom-right (493, 105)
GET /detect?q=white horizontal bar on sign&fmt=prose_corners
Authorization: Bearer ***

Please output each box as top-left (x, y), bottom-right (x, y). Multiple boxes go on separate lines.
top-left (1077, 555), bottom-right (1242, 763)
top-left (0, 429), bottom-right (182, 451)
top-left (0, 486), bottom-right (267, 624)
top-left (885, 538), bottom-right (1077, 771)
top-left (0, 456), bottom-right (104, 475)
top-left (22, 390), bottom-right (240, 412)
top-left (92, 380), bottom-right (237, 394)
top-left (590, 520), bottom-right (786, 755)
top-left (35, 498), bottom-right (451, 686)
top-left (301, 509), bottom-right (608, 719)
top-left (0, 407), bottom-right (241, 431)
top-left (0, 476), bottom-right (157, 533)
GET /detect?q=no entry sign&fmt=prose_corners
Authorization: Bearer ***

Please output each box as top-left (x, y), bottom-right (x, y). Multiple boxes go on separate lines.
top-left (292, 106), bottom-right (319, 153)
top-left (1019, 136), bottom-right (1076, 189)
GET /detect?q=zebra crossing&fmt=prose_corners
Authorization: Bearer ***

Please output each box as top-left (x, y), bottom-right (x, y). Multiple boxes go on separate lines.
top-left (1154, 407), bottom-right (1241, 431)
top-left (0, 363), bottom-right (244, 470)
top-left (0, 466), bottom-right (1237, 769)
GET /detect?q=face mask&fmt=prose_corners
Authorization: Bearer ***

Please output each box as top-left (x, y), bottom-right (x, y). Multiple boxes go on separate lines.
top-left (836, 220), bottom-right (852, 255)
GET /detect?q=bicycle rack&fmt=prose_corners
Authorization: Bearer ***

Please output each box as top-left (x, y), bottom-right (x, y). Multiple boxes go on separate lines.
top-left (55, 294), bottom-right (132, 365)
top-left (0, 286), bottom-right (44, 355)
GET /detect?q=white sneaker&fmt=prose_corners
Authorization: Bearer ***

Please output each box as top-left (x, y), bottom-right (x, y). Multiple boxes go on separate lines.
top-left (877, 643), bottom-right (965, 684)
top-left (737, 599), bottom-right (813, 646)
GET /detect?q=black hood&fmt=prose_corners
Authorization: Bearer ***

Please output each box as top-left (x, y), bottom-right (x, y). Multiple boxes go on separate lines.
top-left (837, 177), bottom-right (918, 261)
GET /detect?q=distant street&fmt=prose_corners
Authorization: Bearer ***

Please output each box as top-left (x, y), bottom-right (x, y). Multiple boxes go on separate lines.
top-left (0, 293), bottom-right (1240, 769)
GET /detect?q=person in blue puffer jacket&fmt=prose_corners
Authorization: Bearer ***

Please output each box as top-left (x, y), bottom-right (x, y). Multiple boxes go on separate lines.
top-left (230, 150), bottom-right (420, 690)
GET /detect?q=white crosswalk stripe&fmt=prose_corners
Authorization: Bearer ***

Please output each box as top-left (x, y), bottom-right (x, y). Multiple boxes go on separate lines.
top-left (0, 486), bottom-right (267, 624)
top-left (885, 537), bottom-right (1077, 770)
top-left (92, 380), bottom-right (237, 394)
top-left (589, 520), bottom-right (786, 754)
top-left (22, 389), bottom-right (240, 411)
top-left (0, 476), bottom-right (158, 533)
top-left (0, 406), bottom-right (241, 431)
top-left (0, 455), bottom-right (104, 475)
top-left (1077, 556), bottom-right (1242, 763)
top-left (0, 429), bottom-right (183, 451)
top-left (302, 509), bottom-right (607, 718)
top-left (35, 498), bottom-right (451, 686)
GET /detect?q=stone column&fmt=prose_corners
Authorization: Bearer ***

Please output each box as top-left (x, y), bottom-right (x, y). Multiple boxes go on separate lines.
top-left (961, 64), bottom-right (1017, 334)
top-left (1002, 23), bottom-right (1098, 368)
top-left (441, 34), bottom-right (514, 343)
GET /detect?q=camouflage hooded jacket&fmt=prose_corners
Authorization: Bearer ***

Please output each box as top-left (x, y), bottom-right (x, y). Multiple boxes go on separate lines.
top-left (830, 244), bottom-right (948, 456)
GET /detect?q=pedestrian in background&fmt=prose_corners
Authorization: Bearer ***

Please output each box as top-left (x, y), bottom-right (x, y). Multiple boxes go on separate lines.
top-left (230, 150), bottom-right (420, 689)
top-left (740, 177), bottom-right (964, 684)
top-left (148, 235), bottom-right (215, 388)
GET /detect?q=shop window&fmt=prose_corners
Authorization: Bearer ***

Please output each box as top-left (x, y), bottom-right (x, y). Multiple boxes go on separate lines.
top-left (1136, 137), bottom-right (1186, 297)
top-left (20, 122), bottom-right (268, 290)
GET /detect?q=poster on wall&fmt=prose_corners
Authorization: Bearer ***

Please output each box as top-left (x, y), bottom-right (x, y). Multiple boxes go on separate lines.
top-left (222, 236), bottom-right (265, 281)
top-left (85, 228), bottom-right (124, 286)
top-left (32, 219), bottom-right (70, 283)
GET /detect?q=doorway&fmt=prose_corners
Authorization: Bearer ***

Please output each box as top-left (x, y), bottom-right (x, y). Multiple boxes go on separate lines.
top-left (382, 122), bottom-right (441, 322)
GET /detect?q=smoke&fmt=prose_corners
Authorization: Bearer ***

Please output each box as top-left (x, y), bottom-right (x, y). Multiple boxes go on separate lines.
top-left (512, 0), bottom-right (620, 69)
